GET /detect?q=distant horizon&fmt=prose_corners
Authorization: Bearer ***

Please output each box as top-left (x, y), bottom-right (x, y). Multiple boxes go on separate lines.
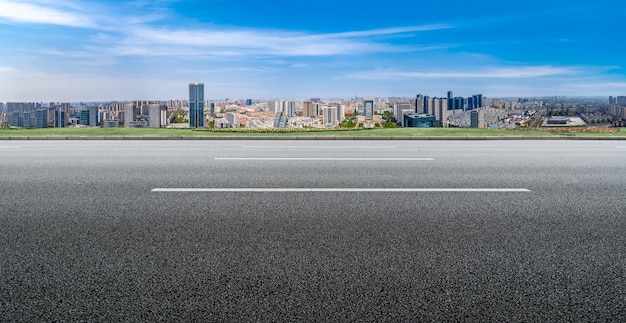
top-left (1, 0), bottom-right (625, 101)
top-left (0, 95), bottom-right (614, 105)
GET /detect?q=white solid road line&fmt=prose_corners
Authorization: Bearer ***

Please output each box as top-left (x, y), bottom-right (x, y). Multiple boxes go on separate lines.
top-left (152, 188), bottom-right (531, 193)
top-left (242, 146), bottom-right (396, 149)
top-left (214, 157), bottom-right (433, 161)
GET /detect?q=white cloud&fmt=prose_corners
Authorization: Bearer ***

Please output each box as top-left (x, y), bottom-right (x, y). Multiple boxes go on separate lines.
top-left (106, 24), bottom-right (447, 58)
top-left (0, 0), bottom-right (93, 27)
top-left (348, 66), bottom-right (579, 80)
top-left (0, 66), bottom-right (15, 72)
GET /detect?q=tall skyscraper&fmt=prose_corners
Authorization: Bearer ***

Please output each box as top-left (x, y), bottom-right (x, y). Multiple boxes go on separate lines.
top-left (447, 91), bottom-right (453, 110)
top-left (189, 83), bottom-right (205, 128)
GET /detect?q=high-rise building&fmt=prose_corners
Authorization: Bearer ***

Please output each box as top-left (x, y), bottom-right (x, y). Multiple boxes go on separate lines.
top-left (54, 110), bottom-right (66, 128)
top-left (617, 96), bottom-right (626, 107)
top-left (436, 98), bottom-right (448, 127)
top-left (149, 104), bottom-right (161, 128)
top-left (189, 83), bottom-right (205, 128)
top-left (23, 112), bottom-right (32, 128)
top-left (323, 107), bottom-right (338, 127)
top-left (609, 96), bottom-right (616, 105)
top-left (447, 91), bottom-right (453, 110)
top-left (88, 106), bottom-right (98, 126)
top-left (123, 103), bottom-right (135, 128)
top-left (415, 94), bottom-right (424, 114)
top-left (337, 105), bottom-right (346, 123)
top-left (423, 96), bottom-right (431, 114)
top-left (80, 110), bottom-right (90, 125)
top-left (471, 109), bottom-right (485, 128)
top-left (10, 113), bottom-right (21, 127)
top-left (302, 100), bottom-right (315, 117)
top-left (364, 100), bottom-right (374, 119)
top-left (36, 110), bottom-right (47, 128)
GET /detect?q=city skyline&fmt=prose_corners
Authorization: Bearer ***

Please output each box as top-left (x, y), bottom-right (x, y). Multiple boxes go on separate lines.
top-left (1, 0), bottom-right (625, 101)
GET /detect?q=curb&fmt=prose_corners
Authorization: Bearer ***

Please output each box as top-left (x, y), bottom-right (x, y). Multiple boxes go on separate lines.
top-left (1, 136), bottom-right (626, 140)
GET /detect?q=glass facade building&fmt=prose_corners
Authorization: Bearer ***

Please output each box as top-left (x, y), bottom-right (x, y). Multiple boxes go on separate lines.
top-left (189, 83), bottom-right (205, 128)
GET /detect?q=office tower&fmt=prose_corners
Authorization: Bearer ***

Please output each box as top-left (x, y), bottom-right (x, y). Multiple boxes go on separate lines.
top-left (149, 104), bottom-right (161, 128)
top-left (323, 107), bottom-right (338, 127)
top-left (246, 99), bottom-right (252, 106)
top-left (471, 109), bottom-right (485, 128)
top-left (423, 96), bottom-right (431, 114)
top-left (467, 97), bottom-right (475, 110)
top-left (189, 82), bottom-right (205, 128)
top-left (364, 100), bottom-right (374, 119)
top-left (447, 91), bottom-right (453, 110)
top-left (618, 96), bottom-right (626, 107)
top-left (609, 96), bottom-right (616, 105)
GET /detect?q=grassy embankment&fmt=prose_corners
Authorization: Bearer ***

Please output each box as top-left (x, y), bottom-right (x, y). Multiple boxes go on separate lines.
top-left (0, 127), bottom-right (623, 137)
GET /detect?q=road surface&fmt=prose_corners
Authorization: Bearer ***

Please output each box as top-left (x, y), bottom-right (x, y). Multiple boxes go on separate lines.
top-left (1, 140), bottom-right (625, 321)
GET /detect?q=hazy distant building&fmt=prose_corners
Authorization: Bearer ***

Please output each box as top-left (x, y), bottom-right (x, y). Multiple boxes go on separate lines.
top-left (609, 96), bottom-right (616, 105)
top-left (471, 109), bottom-right (485, 128)
top-left (189, 82), bottom-right (205, 128)
top-left (618, 96), bottom-right (626, 107)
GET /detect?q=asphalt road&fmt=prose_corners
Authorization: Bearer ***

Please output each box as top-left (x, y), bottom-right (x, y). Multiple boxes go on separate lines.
top-left (1, 140), bottom-right (625, 321)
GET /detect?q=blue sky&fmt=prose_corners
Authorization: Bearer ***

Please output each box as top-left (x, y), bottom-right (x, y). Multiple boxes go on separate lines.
top-left (1, 0), bottom-right (625, 101)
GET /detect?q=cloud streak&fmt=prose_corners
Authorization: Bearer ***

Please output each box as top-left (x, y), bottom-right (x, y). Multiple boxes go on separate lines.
top-left (348, 66), bottom-right (579, 80)
top-left (0, 0), bottom-right (93, 27)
